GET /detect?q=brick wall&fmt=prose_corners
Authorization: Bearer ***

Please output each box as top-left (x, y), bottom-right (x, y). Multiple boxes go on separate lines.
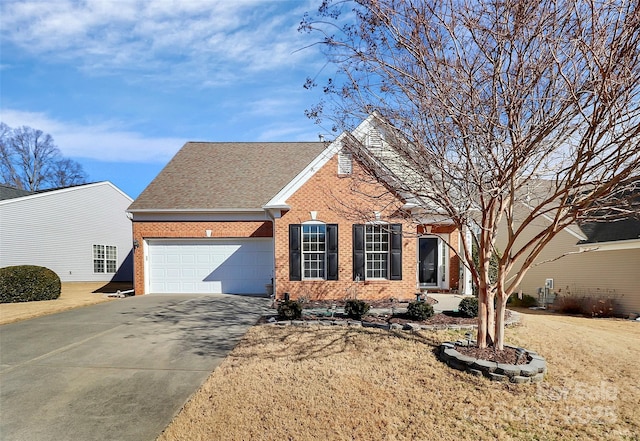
top-left (275, 154), bottom-right (431, 301)
top-left (131, 221), bottom-right (272, 294)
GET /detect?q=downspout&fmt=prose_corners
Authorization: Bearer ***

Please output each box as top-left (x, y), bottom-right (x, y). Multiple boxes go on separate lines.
top-left (265, 208), bottom-right (277, 301)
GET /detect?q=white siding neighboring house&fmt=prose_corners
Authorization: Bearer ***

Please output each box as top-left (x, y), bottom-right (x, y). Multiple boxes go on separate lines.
top-left (0, 182), bottom-right (134, 282)
top-left (497, 205), bottom-right (640, 318)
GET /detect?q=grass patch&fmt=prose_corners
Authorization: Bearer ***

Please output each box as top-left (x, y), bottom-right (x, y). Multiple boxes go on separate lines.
top-left (0, 282), bottom-right (117, 325)
top-left (157, 313), bottom-right (640, 441)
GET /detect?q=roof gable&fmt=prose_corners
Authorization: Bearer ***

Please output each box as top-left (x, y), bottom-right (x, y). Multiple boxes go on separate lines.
top-left (128, 142), bottom-right (326, 212)
top-left (0, 182), bottom-right (131, 206)
top-left (264, 115), bottom-right (405, 209)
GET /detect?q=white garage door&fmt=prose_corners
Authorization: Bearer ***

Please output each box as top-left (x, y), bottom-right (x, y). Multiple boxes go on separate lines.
top-left (147, 238), bottom-right (274, 294)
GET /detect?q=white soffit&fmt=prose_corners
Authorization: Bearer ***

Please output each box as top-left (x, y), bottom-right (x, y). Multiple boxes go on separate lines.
top-left (578, 238), bottom-right (640, 252)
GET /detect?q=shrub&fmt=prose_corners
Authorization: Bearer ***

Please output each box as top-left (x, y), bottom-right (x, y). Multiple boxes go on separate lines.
top-left (277, 299), bottom-right (302, 320)
top-left (344, 299), bottom-right (370, 319)
top-left (458, 296), bottom-right (479, 318)
top-left (586, 297), bottom-right (617, 318)
top-left (553, 295), bottom-right (583, 315)
top-left (554, 295), bottom-right (618, 318)
top-left (0, 265), bottom-right (61, 303)
top-left (508, 294), bottom-right (539, 308)
top-left (406, 301), bottom-right (434, 321)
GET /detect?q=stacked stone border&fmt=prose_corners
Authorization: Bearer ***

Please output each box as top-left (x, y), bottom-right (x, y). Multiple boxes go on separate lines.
top-left (264, 309), bottom-right (521, 332)
top-left (437, 340), bottom-right (546, 384)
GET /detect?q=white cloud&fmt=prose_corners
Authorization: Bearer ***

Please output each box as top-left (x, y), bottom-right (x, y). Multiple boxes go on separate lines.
top-left (0, 109), bottom-right (185, 163)
top-left (0, 0), bottom-right (322, 87)
top-left (257, 123), bottom-right (321, 142)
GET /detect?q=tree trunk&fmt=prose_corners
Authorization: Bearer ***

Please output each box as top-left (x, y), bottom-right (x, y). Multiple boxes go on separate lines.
top-left (486, 289), bottom-right (495, 346)
top-left (477, 286), bottom-right (488, 348)
top-left (495, 291), bottom-right (508, 350)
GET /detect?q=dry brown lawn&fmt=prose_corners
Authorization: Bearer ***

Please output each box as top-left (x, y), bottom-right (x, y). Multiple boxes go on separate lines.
top-left (158, 312), bottom-right (640, 441)
top-left (0, 282), bottom-right (130, 324)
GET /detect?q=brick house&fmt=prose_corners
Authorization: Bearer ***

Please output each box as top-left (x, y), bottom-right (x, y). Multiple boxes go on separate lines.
top-left (127, 117), bottom-right (470, 300)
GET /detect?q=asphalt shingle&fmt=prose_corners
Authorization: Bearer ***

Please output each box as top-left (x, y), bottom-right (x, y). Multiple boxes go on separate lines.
top-left (128, 142), bottom-right (327, 211)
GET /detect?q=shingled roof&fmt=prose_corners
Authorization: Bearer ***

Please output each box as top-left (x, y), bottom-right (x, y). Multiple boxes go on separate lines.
top-left (578, 217), bottom-right (640, 244)
top-left (0, 185), bottom-right (33, 201)
top-left (128, 142), bottom-right (327, 211)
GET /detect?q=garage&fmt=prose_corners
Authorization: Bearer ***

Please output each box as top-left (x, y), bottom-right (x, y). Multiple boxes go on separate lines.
top-left (147, 238), bottom-right (274, 294)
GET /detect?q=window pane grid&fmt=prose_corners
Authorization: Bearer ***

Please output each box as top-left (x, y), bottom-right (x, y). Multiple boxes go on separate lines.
top-left (365, 225), bottom-right (389, 279)
top-left (93, 244), bottom-right (117, 274)
top-left (302, 224), bottom-right (326, 279)
top-left (93, 245), bottom-right (104, 259)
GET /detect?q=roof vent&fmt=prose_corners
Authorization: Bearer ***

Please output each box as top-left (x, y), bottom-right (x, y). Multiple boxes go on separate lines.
top-left (338, 150), bottom-right (352, 175)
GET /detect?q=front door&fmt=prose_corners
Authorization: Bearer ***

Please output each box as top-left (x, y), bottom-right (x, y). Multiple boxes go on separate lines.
top-left (419, 237), bottom-right (438, 285)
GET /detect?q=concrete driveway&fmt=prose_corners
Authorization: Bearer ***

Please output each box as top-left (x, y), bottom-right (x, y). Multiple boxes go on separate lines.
top-left (0, 294), bottom-right (270, 441)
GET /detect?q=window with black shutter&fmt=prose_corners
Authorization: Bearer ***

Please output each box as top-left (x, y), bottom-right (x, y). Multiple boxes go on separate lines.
top-left (289, 223), bottom-right (338, 281)
top-left (352, 223), bottom-right (402, 280)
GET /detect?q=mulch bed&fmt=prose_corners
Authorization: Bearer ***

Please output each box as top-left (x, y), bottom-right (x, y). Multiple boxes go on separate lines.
top-left (300, 297), bottom-right (437, 309)
top-left (455, 345), bottom-right (530, 365)
top-left (266, 299), bottom-right (523, 365)
top-left (267, 297), bottom-right (512, 327)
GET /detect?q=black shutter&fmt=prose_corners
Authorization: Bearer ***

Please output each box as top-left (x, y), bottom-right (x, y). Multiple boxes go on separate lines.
top-left (326, 224), bottom-right (339, 280)
top-left (389, 224), bottom-right (402, 280)
top-left (289, 224), bottom-right (301, 281)
top-left (352, 224), bottom-right (365, 281)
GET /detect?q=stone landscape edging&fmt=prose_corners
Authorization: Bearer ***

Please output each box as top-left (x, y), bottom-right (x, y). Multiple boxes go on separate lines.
top-left (437, 339), bottom-right (546, 384)
top-left (265, 309), bottom-right (522, 332)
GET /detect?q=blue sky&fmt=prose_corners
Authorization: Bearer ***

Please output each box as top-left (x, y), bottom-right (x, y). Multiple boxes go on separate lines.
top-left (0, 0), bottom-right (334, 199)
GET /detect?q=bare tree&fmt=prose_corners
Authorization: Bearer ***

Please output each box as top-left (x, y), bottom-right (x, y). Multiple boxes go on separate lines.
top-left (302, 0), bottom-right (640, 349)
top-left (49, 158), bottom-right (88, 188)
top-left (0, 122), bottom-right (20, 187)
top-left (0, 124), bottom-right (87, 191)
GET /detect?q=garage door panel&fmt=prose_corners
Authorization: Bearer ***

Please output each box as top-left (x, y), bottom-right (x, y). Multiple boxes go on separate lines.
top-left (182, 268), bottom-right (196, 278)
top-left (147, 239), bottom-right (273, 294)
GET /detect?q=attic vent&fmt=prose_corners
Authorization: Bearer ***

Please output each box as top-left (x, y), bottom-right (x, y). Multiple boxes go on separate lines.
top-left (366, 129), bottom-right (383, 149)
top-left (338, 150), bottom-right (352, 175)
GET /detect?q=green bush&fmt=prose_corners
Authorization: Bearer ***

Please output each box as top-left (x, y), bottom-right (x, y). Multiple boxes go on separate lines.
top-left (508, 294), bottom-right (539, 308)
top-left (344, 299), bottom-right (370, 319)
top-left (0, 265), bottom-right (61, 303)
top-left (277, 299), bottom-right (302, 320)
top-left (458, 296), bottom-right (479, 318)
top-left (407, 301), bottom-right (434, 321)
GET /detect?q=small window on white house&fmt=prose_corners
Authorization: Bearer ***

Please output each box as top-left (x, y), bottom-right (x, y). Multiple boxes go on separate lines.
top-left (338, 150), bottom-right (352, 175)
top-left (93, 245), bottom-right (117, 273)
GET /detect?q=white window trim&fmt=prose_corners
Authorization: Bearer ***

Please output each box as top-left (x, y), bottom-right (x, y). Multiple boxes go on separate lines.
top-left (301, 222), bottom-right (327, 280)
top-left (93, 244), bottom-right (118, 274)
top-left (364, 223), bottom-right (391, 280)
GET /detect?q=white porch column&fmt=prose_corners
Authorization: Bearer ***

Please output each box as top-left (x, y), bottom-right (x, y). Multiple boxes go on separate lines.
top-left (462, 227), bottom-right (473, 295)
